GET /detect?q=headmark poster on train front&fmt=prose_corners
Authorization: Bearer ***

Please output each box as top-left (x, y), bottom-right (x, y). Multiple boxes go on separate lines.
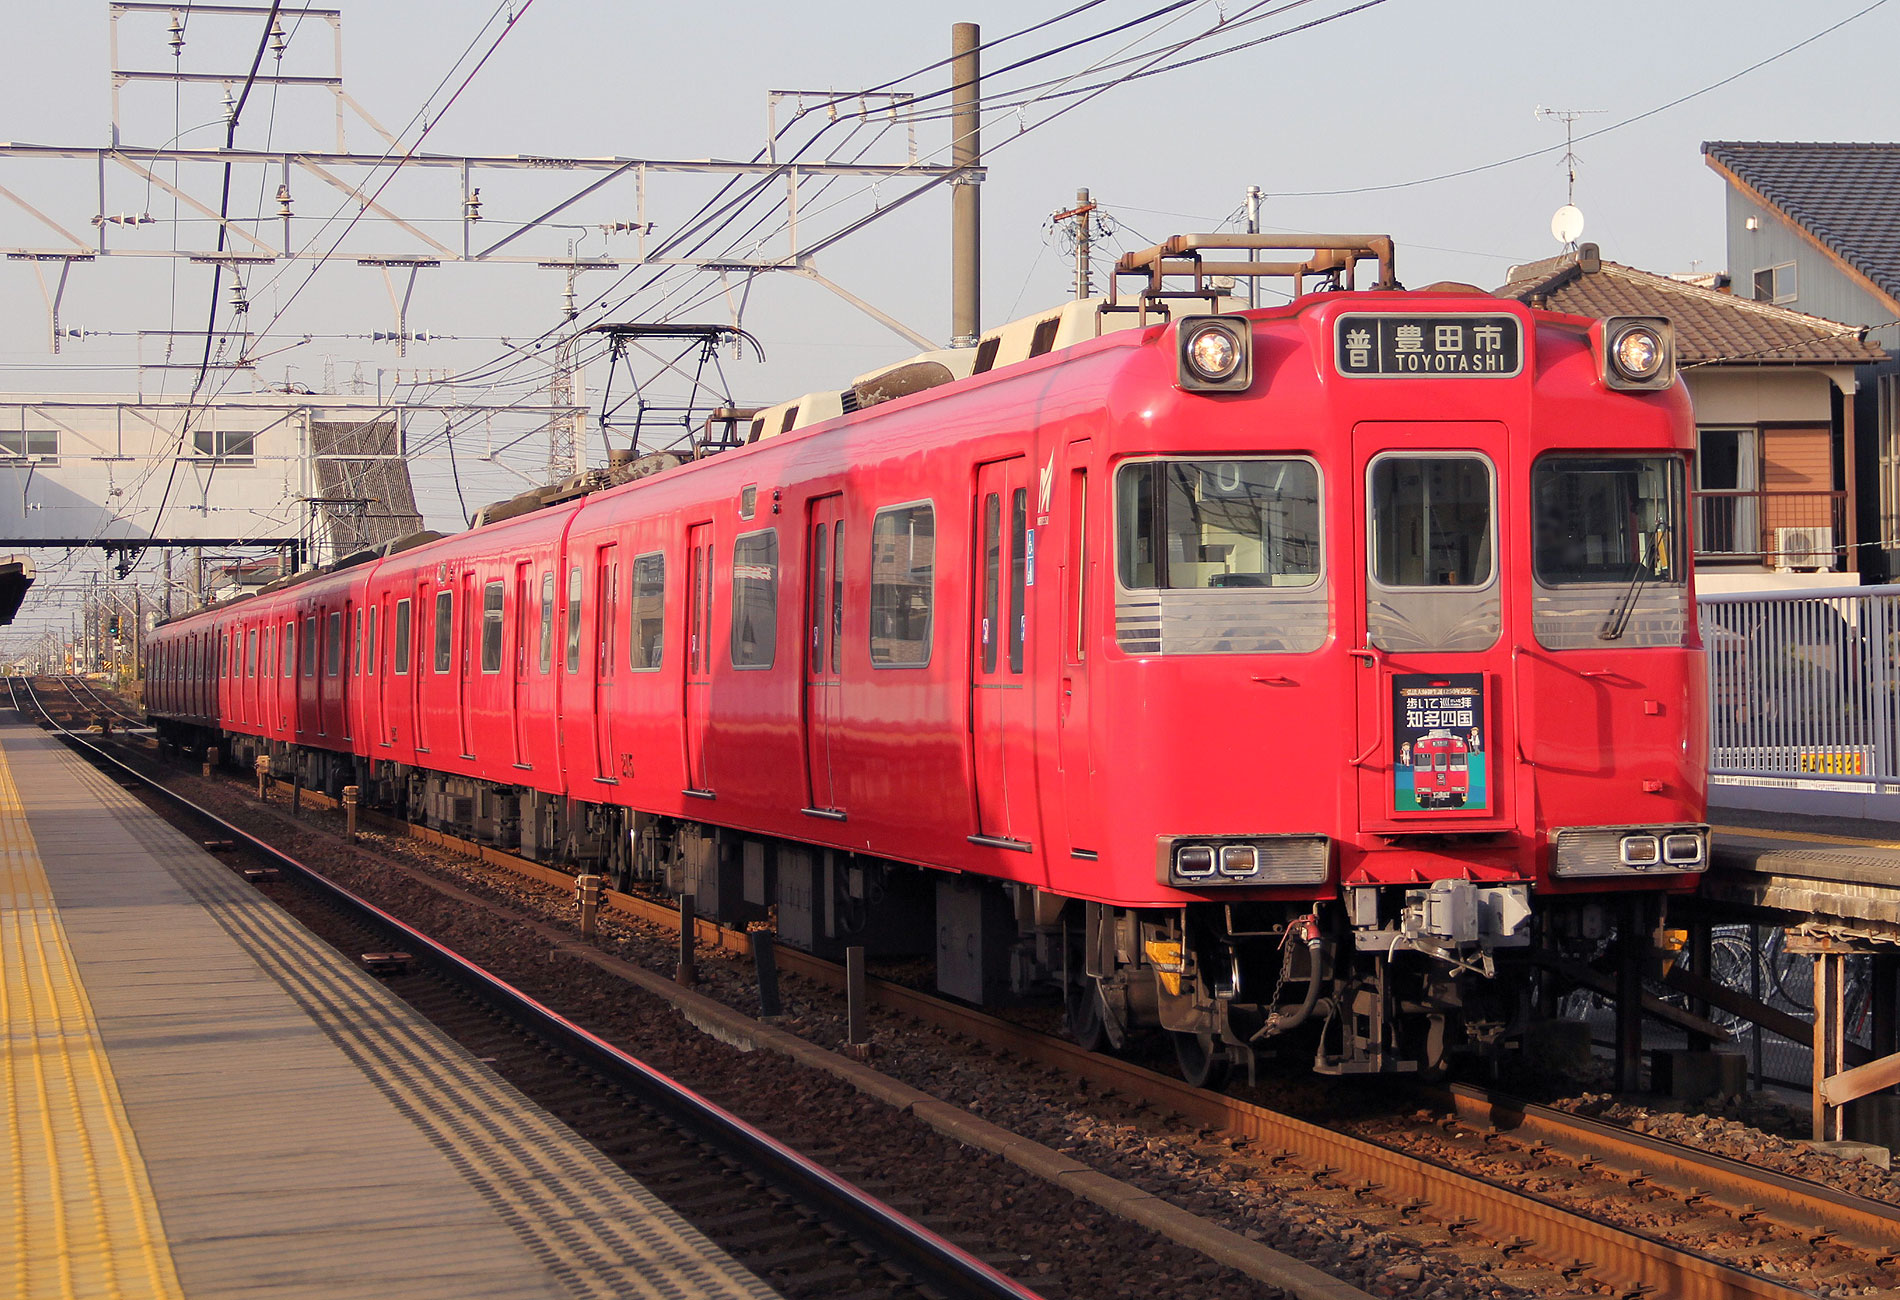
top-left (1392, 674), bottom-right (1486, 813)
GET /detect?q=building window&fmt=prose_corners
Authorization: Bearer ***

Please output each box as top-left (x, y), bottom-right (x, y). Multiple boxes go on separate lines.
top-left (433, 590), bottom-right (453, 672)
top-left (0, 430), bottom-right (57, 462)
top-left (630, 553), bottom-right (665, 669)
top-left (871, 503), bottom-right (934, 667)
top-left (1752, 262), bottom-right (1796, 305)
top-left (191, 428), bottom-right (256, 462)
top-left (730, 530), bottom-right (778, 669)
top-left (480, 580), bottom-right (504, 673)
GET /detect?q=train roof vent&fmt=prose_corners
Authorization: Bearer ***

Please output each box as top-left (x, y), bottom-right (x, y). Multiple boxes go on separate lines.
top-left (382, 529), bottom-right (444, 557)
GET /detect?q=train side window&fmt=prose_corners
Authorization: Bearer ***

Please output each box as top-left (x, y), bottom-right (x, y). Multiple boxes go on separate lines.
top-left (353, 610), bottom-right (363, 675)
top-left (246, 628), bottom-right (257, 677)
top-left (1069, 469), bottom-right (1088, 663)
top-left (480, 580), bottom-right (505, 673)
top-left (730, 530), bottom-right (778, 669)
top-left (565, 566), bottom-right (583, 673)
top-left (262, 627), bottom-right (272, 679)
top-left (810, 522), bottom-right (828, 665)
top-left (326, 611), bottom-right (342, 676)
top-left (393, 600), bottom-right (412, 675)
top-left (366, 607), bottom-right (377, 675)
top-left (871, 502), bottom-right (934, 667)
top-left (831, 522), bottom-right (844, 674)
top-left (433, 590), bottom-right (453, 672)
top-left (981, 494), bottom-right (1001, 672)
top-left (283, 621), bottom-right (295, 677)
top-left (302, 616), bottom-right (317, 677)
top-left (630, 553), bottom-right (664, 670)
top-left (539, 571), bottom-right (554, 673)
top-left (1009, 488), bottom-right (1028, 673)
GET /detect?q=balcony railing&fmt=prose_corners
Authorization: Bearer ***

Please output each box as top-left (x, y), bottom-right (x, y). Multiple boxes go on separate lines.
top-left (1692, 489), bottom-right (1848, 570)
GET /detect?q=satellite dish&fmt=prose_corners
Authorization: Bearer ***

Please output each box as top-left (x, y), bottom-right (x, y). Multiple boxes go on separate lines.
top-left (1551, 204), bottom-right (1586, 246)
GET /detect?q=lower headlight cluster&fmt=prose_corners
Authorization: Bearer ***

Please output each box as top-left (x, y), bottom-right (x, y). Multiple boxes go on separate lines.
top-left (1160, 834), bottom-right (1329, 886)
top-left (1552, 824), bottom-right (1709, 877)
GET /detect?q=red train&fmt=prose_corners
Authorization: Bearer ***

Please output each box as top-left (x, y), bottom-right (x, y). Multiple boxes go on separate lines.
top-left (145, 235), bottom-right (1711, 1084)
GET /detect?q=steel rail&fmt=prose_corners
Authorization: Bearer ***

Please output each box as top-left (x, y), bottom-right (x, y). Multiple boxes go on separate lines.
top-left (77, 687), bottom-right (1851, 1300)
top-left (324, 802), bottom-right (1823, 1300)
top-left (1446, 1084), bottom-right (1900, 1256)
top-left (9, 681), bottom-right (1045, 1300)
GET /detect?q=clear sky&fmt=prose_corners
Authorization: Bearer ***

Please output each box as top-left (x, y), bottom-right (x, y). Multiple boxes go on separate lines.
top-left (2, 0), bottom-right (1898, 649)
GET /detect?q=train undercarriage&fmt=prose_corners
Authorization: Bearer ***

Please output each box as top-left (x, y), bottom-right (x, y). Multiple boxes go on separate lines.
top-left (163, 725), bottom-right (1663, 1084)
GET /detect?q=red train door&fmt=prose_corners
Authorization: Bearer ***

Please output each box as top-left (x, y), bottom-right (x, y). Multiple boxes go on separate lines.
top-left (971, 457), bottom-right (1033, 847)
top-left (593, 544), bottom-right (619, 781)
top-left (1057, 442), bottom-right (1100, 854)
top-left (684, 524), bottom-right (714, 793)
top-left (458, 572), bottom-right (476, 758)
top-left (804, 495), bottom-right (844, 814)
top-left (1350, 422), bottom-right (1509, 831)
top-left (512, 560), bottom-right (532, 769)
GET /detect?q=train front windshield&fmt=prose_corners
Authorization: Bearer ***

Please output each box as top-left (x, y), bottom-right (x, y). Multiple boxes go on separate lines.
top-left (1532, 456), bottom-right (1684, 585)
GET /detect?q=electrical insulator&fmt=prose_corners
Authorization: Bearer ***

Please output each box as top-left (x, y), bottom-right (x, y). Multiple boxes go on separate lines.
top-left (223, 88), bottom-right (238, 124)
top-left (464, 188), bottom-right (482, 222)
top-left (230, 281), bottom-right (248, 314)
top-left (168, 12), bottom-right (185, 56)
top-left (269, 17), bottom-right (288, 58)
top-left (276, 184), bottom-right (293, 219)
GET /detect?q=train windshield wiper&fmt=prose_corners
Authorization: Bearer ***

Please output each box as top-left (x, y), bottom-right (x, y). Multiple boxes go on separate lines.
top-left (1600, 519), bottom-right (1669, 641)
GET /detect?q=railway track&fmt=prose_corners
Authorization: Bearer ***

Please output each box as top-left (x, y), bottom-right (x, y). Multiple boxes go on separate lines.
top-left (25, 680), bottom-right (1896, 1300)
top-left (7, 679), bottom-right (1054, 1300)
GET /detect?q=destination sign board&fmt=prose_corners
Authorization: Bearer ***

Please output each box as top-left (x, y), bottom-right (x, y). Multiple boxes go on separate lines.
top-left (1334, 313), bottom-right (1523, 379)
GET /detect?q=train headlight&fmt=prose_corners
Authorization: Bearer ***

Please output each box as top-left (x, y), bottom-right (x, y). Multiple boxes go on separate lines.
top-left (1176, 316), bottom-right (1252, 392)
top-left (1218, 845), bottom-right (1259, 877)
top-left (1600, 316), bottom-right (1675, 391)
top-left (1175, 845), bottom-right (1216, 878)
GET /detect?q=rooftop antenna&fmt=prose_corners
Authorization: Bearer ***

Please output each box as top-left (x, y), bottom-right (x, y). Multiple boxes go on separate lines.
top-left (1534, 105), bottom-right (1603, 251)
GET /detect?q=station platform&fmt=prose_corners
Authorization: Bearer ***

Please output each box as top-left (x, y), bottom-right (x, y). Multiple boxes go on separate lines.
top-left (0, 720), bottom-right (781, 1300)
top-left (1708, 808), bottom-right (1900, 938)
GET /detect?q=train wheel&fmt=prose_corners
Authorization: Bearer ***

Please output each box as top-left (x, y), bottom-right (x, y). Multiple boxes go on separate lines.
top-left (1065, 979), bottom-right (1112, 1054)
top-left (1170, 1030), bottom-right (1231, 1090)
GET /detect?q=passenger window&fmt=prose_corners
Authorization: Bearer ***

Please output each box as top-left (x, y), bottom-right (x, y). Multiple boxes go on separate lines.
top-left (831, 522), bottom-right (844, 673)
top-left (433, 591), bottom-right (453, 672)
top-left (871, 503), bottom-right (934, 667)
top-left (393, 600), bottom-right (412, 675)
top-left (366, 607), bottom-right (377, 675)
top-left (1369, 456), bottom-right (1493, 588)
top-left (353, 610), bottom-right (363, 675)
top-left (539, 571), bottom-right (555, 673)
top-left (981, 494), bottom-right (1001, 672)
top-left (480, 580), bottom-right (505, 672)
top-left (565, 566), bottom-right (583, 673)
top-left (263, 627), bottom-right (272, 679)
top-left (1009, 487), bottom-right (1028, 674)
top-left (730, 530), bottom-right (778, 669)
top-left (630, 553), bottom-right (664, 670)
top-left (246, 628), bottom-right (257, 677)
top-left (283, 621), bottom-right (295, 677)
top-left (326, 611), bottom-right (342, 676)
top-left (302, 616), bottom-right (316, 677)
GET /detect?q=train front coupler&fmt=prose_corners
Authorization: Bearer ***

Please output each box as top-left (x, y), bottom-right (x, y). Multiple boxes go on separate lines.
top-left (1344, 877), bottom-right (1533, 978)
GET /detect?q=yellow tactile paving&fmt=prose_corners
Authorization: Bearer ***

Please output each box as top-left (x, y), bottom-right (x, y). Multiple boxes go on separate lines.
top-left (0, 743), bottom-right (185, 1300)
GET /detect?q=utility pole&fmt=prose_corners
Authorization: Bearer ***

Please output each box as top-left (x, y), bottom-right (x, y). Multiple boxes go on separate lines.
top-left (1245, 185), bottom-right (1263, 307)
top-left (1052, 189), bottom-right (1096, 299)
top-left (950, 22), bottom-right (982, 347)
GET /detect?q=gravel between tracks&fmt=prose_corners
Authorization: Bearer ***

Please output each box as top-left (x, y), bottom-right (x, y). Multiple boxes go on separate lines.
top-left (136, 749), bottom-right (1900, 1300)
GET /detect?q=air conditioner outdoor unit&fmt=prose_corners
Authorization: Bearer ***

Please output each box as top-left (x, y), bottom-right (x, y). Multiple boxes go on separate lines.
top-left (1772, 525), bottom-right (1833, 572)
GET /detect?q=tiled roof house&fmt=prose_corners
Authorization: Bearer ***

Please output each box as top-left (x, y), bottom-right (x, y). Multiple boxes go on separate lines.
top-left (1703, 141), bottom-right (1900, 580)
top-left (1498, 244), bottom-right (1885, 590)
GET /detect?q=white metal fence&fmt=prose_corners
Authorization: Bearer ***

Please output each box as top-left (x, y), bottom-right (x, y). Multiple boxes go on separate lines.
top-left (1700, 585), bottom-right (1900, 788)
